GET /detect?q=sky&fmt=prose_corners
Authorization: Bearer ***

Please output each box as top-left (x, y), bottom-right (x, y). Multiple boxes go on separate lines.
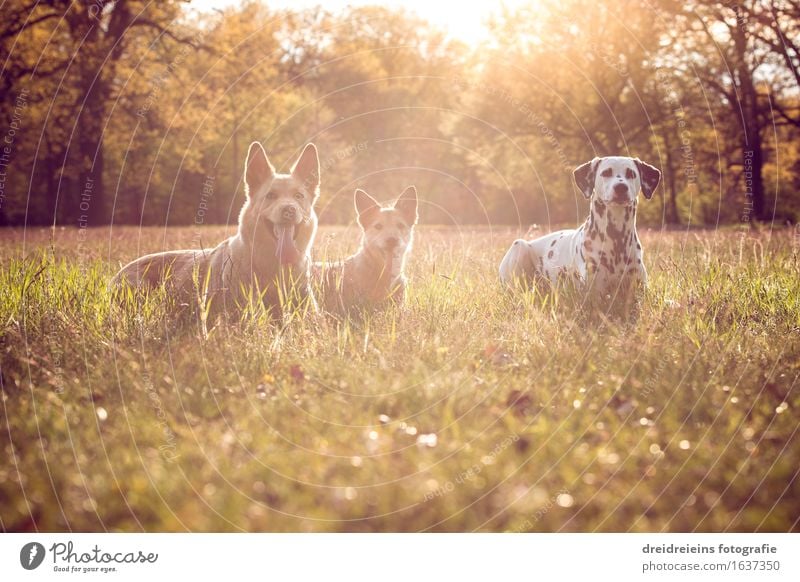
top-left (189, 0), bottom-right (530, 44)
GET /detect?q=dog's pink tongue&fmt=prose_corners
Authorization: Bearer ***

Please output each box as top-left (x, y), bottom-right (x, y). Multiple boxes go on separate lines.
top-left (385, 253), bottom-right (394, 277)
top-left (274, 224), bottom-right (301, 265)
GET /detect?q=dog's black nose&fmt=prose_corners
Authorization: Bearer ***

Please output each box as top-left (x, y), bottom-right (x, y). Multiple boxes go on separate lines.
top-left (613, 183), bottom-right (629, 195)
top-left (385, 237), bottom-right (399, 248)
top-left (281, 206), bottom-right (297, 221)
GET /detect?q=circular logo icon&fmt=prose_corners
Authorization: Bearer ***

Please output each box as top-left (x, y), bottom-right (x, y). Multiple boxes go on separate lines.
top-left (20, 542), bottom-right (46, 570)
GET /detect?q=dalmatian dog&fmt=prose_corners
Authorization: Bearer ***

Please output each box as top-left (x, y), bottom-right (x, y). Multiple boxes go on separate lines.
top-left (499, 156), bottom-right (661, 303)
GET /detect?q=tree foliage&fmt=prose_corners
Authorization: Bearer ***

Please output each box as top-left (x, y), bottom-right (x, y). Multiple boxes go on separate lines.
top-left (1, 0), bottom-right (798, 227)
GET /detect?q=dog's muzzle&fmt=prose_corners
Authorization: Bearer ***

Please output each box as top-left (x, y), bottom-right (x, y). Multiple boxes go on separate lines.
top-left (612, 183), bottom-right (632, 203)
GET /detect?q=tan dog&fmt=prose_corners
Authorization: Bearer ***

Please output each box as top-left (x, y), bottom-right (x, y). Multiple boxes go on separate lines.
top-left (314, 186), bottom-right (418, 313)
top-left (112, 142), bottom-right (321, 319)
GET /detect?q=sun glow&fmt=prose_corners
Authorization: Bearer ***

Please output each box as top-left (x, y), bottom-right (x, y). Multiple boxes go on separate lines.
top-left (190, 0), bottom-right (538, 45)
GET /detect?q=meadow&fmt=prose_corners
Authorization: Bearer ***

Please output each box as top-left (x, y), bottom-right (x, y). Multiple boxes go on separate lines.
top-left (0, 224), bottom-right (798, 532)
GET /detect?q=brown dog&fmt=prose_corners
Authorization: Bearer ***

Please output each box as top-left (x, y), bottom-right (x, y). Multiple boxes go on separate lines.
top-left (112, 142), bottom-right (321, 319)
top-left (314, 186), bottom-right (418, 313)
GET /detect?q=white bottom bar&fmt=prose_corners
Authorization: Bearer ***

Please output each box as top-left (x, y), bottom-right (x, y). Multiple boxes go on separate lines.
top-left (1, 533), bottom-right (797, 581)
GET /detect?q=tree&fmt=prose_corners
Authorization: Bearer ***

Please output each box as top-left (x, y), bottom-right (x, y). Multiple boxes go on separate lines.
top-left (660, 0), bottom-right (795, 222)
top-left (1, 0), bottom-right (210, 226)
top-left (462, 0), bottom-right (671, 225)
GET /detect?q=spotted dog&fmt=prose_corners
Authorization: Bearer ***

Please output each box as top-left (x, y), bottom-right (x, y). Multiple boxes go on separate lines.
top-left (112, 142), bottom-right (321, 319)
top-left (314, 186), bottom-right (418, 313)
top-left (499, 156), bottom-right (661, 303)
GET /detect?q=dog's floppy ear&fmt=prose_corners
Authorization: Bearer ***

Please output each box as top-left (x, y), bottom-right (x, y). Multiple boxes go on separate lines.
top-left (291, 143), bottom-right (321, 195)
top-left (355, 189), bottom-right (381, 226)
top-left (634, 158), bottom-right (661, 200)
top-left (394, 185), bottom-right (419, 224)
top-left (573, 157), bottom-right (601, 199)
top-left (245, 142), bottom-right (275, 197)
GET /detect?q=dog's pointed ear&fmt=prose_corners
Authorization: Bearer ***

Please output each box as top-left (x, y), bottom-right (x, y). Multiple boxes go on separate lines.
top-left (245, 142), bottom-right (275, 197)
top-left (355, 189), bottom-right (381, 226)
top-left (394, 185), bottom-right (418, 224)
top-left (573, 157), bottom-right (601, 199)
top-left (634, 158), bottom-right (661, 199)
top-left (291, 143), bottom-right (320, 193)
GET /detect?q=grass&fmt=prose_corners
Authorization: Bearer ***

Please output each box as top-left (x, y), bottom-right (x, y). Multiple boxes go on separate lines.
top-left (1, 224), bottom-right (799, 532)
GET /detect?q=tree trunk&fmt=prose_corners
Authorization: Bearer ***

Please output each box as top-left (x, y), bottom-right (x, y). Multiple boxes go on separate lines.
top-left (661, 132), bottom-right (680, 224)
top-left (666, 161), bottom-right (680, 224)
top-left (746, 137), bottom-right (766, 221)
top-left (129, 185), bottom-right (143, 225)
top-left (732, 5), bottom-right (767, 222)
top-left (78, 77), bottom-right (108, 227)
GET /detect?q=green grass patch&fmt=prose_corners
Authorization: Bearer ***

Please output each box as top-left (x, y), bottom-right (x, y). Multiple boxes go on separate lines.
top-left (0, 226), bottom-right (798, 531)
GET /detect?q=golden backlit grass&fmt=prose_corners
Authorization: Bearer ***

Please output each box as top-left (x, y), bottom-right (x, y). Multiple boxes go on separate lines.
top-left (1, 225), bottom-right (798, 532)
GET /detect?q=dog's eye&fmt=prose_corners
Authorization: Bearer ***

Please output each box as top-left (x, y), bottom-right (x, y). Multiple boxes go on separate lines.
top-left (374, 223), bottom-right (383, 231)
top-left (294, 192), bottom-right (304, 200)
top-left (601, 168), bottom-right (613, 178)
top-left (626, 168), bottom-right (636, 179)
top-left (266, 192), bottom-right (277, 199)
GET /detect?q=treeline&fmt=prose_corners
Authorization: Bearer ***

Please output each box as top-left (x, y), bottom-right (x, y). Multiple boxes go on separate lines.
top-left (0, 0), bottom-right (798, 228)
